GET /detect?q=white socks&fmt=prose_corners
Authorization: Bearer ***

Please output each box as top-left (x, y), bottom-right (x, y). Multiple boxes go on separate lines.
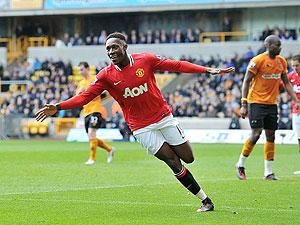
top-left (237, 153), bottom-right (247, 168)
top-left (237, 154), bottom-right (274, 177)
top-left (264, 160), bottom-right (273, 177)
top-left (196, 189), bottom-right (207, 201)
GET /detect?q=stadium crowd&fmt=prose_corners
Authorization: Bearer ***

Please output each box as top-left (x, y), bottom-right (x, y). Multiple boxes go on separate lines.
top-left (0, 59), bottom-right (77, 118)
top-left (53, 28), bottom-right (202, 47)
top-left (253, 25), bottom-right (299, 42)
top-left (55, 26), bottom-right (299, 47)
top-left (3, 22), bottom-right (299, 47)
top-left (0, 49), bottom-right (294, 129)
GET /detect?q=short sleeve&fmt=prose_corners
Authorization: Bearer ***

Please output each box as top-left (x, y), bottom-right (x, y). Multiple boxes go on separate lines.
top-left (247, 56), bottom-right (261, 75)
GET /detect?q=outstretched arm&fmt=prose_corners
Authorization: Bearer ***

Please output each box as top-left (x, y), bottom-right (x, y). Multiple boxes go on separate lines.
top-left (35, 91), bottom-right (98, 122)
top-left (154, 58), bottom-right (235, 75)
top-left (36, 76), bottom-right (104, 122)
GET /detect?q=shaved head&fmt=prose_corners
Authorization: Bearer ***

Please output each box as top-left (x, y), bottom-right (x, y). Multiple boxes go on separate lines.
top-left (106, 32), bottom-right (127, 44)
top-left (264, 35), bottom-right (280, 45)
top-left (264, 35), bottom-right (282, 57)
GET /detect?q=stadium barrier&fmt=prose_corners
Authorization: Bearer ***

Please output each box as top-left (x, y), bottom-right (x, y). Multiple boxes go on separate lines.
top-left (200, 31), bottom-right (248, 42)
top-left (184, 129), bottom-right (297, 144)
top-left (1, 117), bottom-right (296, 145)
top-left (177, 117), bottom-right (251, 129)
top-left (0, 117), bottom-right (51, 139)
top-left (66, 128), bottom-right (124, 142)
top-left (0, 36), bottom-right (49, 63)
top-left (0, 47), bottom-right (7, 66)
top-left (55, 118), bottom-right (77, 136)
top-left (0, 116), bottom-right (8, 140)
top-left (22, 120), bottom-right (49, 136)
top-left (0, 80), bottom-right (32, 93)
top-left (65, 127), bottom-right (297, 144)
top-left (0, 115), bottom-right (24, 139)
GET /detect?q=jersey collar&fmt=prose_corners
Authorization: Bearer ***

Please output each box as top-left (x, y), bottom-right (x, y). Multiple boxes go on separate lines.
top-left (114, 54), bottom-right (134, 71)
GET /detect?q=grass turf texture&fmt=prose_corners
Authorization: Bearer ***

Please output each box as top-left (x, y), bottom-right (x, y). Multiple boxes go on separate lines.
top-left (0, 140), bottom-right (299, 225)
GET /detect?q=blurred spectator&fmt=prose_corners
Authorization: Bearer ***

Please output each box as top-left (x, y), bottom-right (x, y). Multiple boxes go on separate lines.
top-left (35, 26), bottom-right (45, 37)
top-left (169, 29), bottom-right (176, 43)
top-left (85, 34), bottom-right (92, 45)
top-left (55, 38), bottom-right (66, 48)
top-left (256, 25), bottom-right (297, 42)
top-left (160, 29), bottom-right (169, 43)
top-left (261, 25), bottom-right (272, 40)
top-left (245, 47), bottom-right (255, 63)
top-left (15, 25), bottom-right (24, 38)
top-left (154, 30), bottom-right (160, 44)
top-left (146, 30), bottom-right (153, 44)
top-left (129, 30), bottom-right (138, 44)
top-left (185, 28), bottom-right (196, 43)
top-left (281, 30), bottom-right (293, 41)
top-left (90, 35), bottom-right (97, 45)
top-left (98, 30), bottom-right (107, 44)
top-left (222, 16), bottom-right (232, 41)
top-left (175, 29), bottom-right (183, 43)
top-left (139, 31), bottom-right (146, 44)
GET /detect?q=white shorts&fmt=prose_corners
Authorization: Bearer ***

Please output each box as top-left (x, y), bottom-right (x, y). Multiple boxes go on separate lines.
top-left (133, 115), bottom-right (187, 155)
top-left (292, 113), bottom-right (300, 139)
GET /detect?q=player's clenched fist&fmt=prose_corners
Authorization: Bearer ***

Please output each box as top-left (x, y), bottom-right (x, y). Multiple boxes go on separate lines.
top-left (240, 105), bottom-right (248, 119)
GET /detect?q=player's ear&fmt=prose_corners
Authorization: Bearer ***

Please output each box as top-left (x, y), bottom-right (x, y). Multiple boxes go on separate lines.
top-left (123, 44), bottom-right (128, 51)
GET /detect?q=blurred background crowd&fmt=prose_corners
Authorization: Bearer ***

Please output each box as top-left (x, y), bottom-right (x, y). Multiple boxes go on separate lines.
top-left (0, 45), bottom-right (293, 130)
top-left (3, 22), bottom-right (298, 47)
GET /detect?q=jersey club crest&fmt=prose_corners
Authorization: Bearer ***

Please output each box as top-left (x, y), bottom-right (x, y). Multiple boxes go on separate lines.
top-left (136, 68), bottom-right (144, 77)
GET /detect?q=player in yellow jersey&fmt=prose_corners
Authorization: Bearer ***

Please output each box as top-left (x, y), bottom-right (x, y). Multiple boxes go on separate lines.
top-left (236, 35), bottom-right (300, 180)
top-left (77, 62), bottom-right (115, 165)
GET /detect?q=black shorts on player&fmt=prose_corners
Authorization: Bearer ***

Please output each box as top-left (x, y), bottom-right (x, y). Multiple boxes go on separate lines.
top-left (84, 112), bottom-right (105, 133)
top-left (248, 103), bottom-right (278, 130)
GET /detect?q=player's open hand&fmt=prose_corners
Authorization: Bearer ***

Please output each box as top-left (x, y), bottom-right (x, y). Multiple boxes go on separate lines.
top-left (240, 105), bottom-right (248, 119)
top-left (220, 66), bottom-right (235, 74)
top-left (207, 67), bottom-right (235, 75)
top-left (35, 104), bottom-right (58, 122)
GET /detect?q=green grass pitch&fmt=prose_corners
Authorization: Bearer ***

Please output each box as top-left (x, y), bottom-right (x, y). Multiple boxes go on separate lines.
top-left (0, 140), bottom-right (299, 225)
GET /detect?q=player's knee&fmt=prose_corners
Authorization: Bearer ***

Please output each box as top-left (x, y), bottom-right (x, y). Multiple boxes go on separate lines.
top-left (165, 158), bottom-right (182, 172)
top-left (88, 129), bottom-right (97, 139)
top-left (183, 155), bottom-right (194, 164)
top-left (88, 133), bottom-right (96, 139)
top-left (252, 131), bottom-right (262, 142)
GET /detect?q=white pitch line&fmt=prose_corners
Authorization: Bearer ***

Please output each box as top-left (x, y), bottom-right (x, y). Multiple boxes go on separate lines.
top-left (0, 175), bottom-right (298, 196)
top-left (0, 182), bottom-right (175, 196)
top-left (0, 198), bottom-right (297, 213)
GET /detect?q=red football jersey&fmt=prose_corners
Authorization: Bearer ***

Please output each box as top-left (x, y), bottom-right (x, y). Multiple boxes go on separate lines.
top-left (288, 71), bottom-right (300, 113)
top-left (60, 52), bottom-right (207, 131)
